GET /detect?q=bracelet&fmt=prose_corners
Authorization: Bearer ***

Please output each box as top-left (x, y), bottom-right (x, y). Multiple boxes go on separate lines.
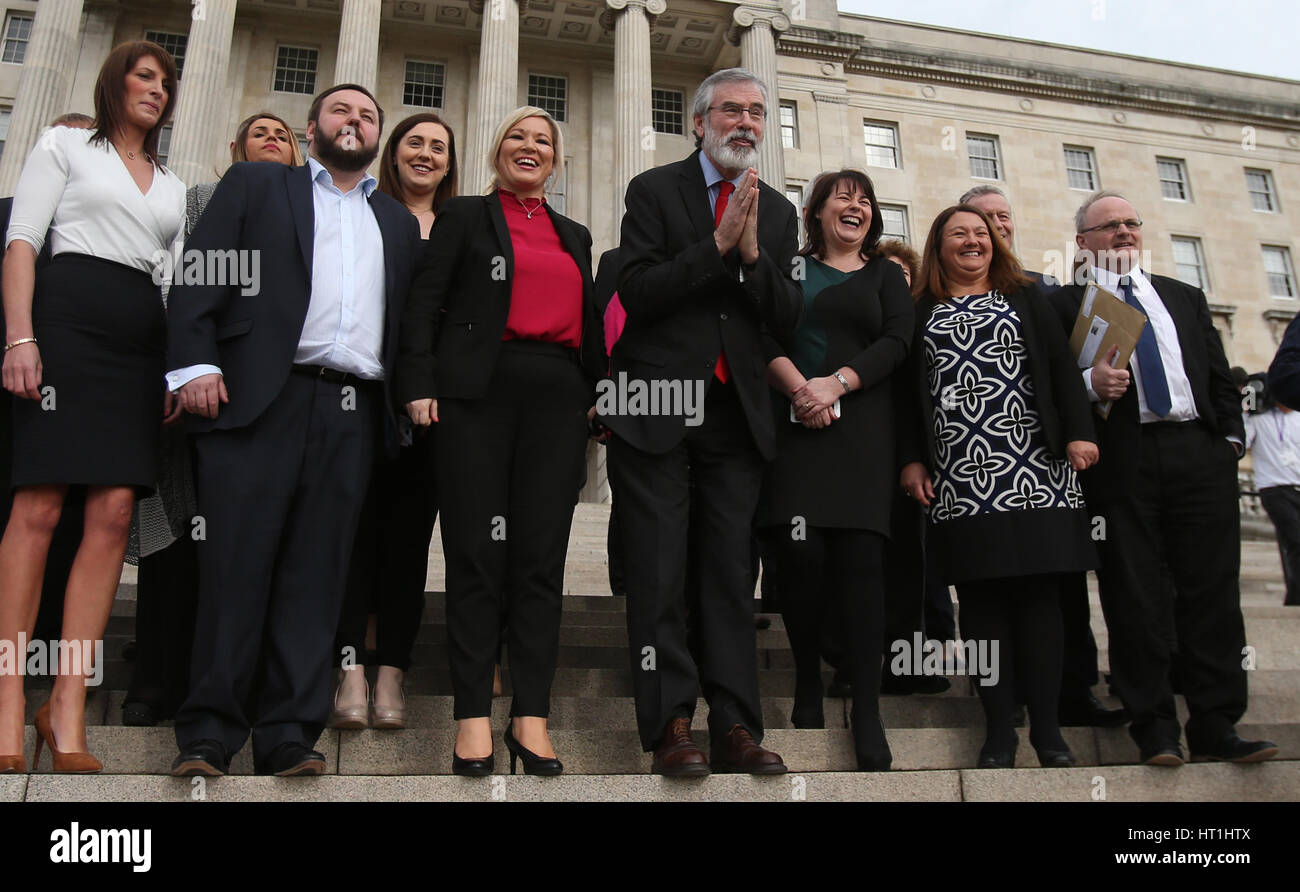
top-left (4, 337), bottom-right (36, 352)
top-left (834, 371), bottom-right (851, 393)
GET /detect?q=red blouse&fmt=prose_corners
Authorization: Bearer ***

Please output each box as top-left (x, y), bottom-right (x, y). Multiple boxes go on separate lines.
top-left (499, 189), bottom-right (584, 349)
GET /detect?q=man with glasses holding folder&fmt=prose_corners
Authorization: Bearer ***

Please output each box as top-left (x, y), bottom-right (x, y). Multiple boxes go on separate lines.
top-left (1050, 190), bottom-right (1276, 767)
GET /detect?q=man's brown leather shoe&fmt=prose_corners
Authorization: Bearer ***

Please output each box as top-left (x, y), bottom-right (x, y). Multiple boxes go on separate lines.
top-left (710, 724), bottom-right (787, 775)
top-left (651, 717), bottom-right (710, 777)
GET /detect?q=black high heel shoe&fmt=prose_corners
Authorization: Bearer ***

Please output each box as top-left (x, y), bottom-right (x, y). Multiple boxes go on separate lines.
top-left (977, 738), bottom-right (1018, 769)
top-left (504, 721), bottom-right (563, 777)
top-left (451, 742), bottom-right (494, 777)
top-left (851, 711), bottom-right (893, 771)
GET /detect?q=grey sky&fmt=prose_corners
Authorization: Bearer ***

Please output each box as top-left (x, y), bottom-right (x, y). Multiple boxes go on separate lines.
top-left (838, 0), bottom-right (1299, 81)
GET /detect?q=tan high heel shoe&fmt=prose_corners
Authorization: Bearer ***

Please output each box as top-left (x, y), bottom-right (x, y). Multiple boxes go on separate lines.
top-left (33, 702), bottom-right (101, 774)
top-left (370, 667), bottom-right (406, 730)
top-left (0, 754), bottom-right (26, 774)
top-left (329, 667), bottom-right (370, 729)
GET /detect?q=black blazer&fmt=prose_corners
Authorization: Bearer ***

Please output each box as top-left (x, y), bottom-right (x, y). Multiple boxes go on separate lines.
top-left (605, 150), bottom-right (803, 459)
top-left (166, 162), bottom-right (421, 455)
top-left (594, 247), bottom-right (621, 315)
top-left (1050, 273), bottom-right (1244, 501)
top-left (397, 191), bottom-right (605, 403)
top-left (1268, 310), bottom-right (1300, 412)
top-left (898, 282), bottom-right (1096, 475)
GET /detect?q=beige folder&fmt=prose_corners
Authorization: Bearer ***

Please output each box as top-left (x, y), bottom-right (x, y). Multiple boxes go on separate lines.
top-left (1068, 279), bottom-right (1148, 420)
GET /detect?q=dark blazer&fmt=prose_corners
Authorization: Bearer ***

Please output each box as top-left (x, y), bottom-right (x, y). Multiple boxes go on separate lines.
top-left (1025, 269), bottom-right (1061, 295)
top-left (898, 282), bottom-right (1095, 475)
top-left (396, 191), bottom-right (605, 404)
top-left (606, 150), bottom-right (802, 459)
top-left (1268, 310), bottom-right (1300, 411)
top-left (1050, 273), bottom-right (1243, 501)
top-left (166, 162), bottom-right (421, 454)
top-left (594, 247), bottom-right (621, 315)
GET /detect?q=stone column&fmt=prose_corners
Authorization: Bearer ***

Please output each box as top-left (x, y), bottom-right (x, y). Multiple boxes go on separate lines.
top-left (335, 0), bottom-right (382, 89)
top-left (67, 2), bottom-right (122, 117)
top-left (726, 5), bottom-right (790, 192)
top-left (465, 0), bottom-right (523, 195)
top-left (167, 0), bottom-right (238, 189)
top-left (600, 0), bottom-right (665, 223)
top-left (0, 0), bottom-right (86, 195)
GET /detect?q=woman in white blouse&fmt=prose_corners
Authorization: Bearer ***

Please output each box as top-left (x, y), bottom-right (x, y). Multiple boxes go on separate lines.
top-left (0, 41), bottom-right (186, 774)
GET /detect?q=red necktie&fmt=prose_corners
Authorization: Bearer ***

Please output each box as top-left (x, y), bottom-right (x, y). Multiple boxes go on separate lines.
top-left (712, 181), bottom-right (735, 383)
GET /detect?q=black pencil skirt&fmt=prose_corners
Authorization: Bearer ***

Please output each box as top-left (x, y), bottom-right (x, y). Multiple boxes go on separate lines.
top-left (10, 253), bottom-right (165, 493)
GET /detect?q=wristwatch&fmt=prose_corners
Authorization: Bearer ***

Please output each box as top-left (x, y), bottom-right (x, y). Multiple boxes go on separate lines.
top-left (834, 372), bottom-right (851, 394)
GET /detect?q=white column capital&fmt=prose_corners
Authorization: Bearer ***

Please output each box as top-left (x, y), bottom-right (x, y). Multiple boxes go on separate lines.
top-left (469, 0), bottom-right (530, 16)
top-left (726, 5), bottom-right (790, 46)
top-left (600, 0), bottom-right (667, 30)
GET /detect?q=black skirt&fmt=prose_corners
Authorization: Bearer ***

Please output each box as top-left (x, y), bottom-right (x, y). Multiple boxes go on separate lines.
top-left (11, 253), bottom-right (165, 492)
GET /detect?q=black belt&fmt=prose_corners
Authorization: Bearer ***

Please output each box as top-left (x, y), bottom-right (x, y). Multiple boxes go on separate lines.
top-left (291, 363), bottom-right (375, 386)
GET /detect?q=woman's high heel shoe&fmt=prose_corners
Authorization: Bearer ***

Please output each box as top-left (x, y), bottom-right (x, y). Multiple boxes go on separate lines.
top-left (33, 702), bottom-right (101, 774)
top-left (0, 754), bottom-right (26, 774)
top-left (503, 721), bottom-right (562, 777)
top-left (451, 748), bottom-right (495, 777)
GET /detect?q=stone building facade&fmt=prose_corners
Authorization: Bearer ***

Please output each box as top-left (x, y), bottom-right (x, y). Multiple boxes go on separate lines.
top-left (1, 0), bottom-right (1297, 500)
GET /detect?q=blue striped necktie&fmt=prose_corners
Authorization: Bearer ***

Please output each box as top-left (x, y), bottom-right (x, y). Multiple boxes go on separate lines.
top-left (1119, 275), bottom-right (1173, 417)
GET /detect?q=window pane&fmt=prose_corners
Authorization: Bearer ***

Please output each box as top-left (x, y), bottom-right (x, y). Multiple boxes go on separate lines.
top-left (967, 135), bottom-right (1000, 179)
top-left (274, 46), bottom-right (318, 95)
top-left (144, 31), bottom-right (188, 78)
top-left (403, 61), bottom-right (445, 107)
top-left (1171, 238), bottom-right (1204, 289)
top-left (863, 123), bottom-right (898, 169)
top-left (2, 14), bottom-right (32, 65)
top-left (1246, 170), bottom-right (1276, 212)
top-left (1064, 147), bottom-right (1096, 190)
top-left (528, 74), bottom-right (567, 122)
top-left (880, 205), bottom-right (908, 241)
top-left (1158, 159), bottom-right (1187, 200)
top-left (780, 103), bottom-right (797, 150)
top-left (0, 107), bottom-right (10, 159)
top-left (651, 89), bottom-right (683, 135)
top-left (1264, 247), bottom-right (1296, 298)
top-left (156, 125), bottom-right (172, 166)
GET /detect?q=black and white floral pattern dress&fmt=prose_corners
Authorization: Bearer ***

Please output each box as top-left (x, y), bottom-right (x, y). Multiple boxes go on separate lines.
top-left (923, 291), bottom-right (1093, 582)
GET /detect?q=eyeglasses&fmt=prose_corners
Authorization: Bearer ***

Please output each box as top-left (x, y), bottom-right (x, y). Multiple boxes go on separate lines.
top-left (708, 104), bottom-right (766, 121)
top-left (1079, 218), bottom-right (1144, 234)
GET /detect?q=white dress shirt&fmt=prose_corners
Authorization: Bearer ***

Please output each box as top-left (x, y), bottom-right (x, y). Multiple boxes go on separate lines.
top-left (166, 158), bottom-right (387, 391)
top-left (1246, 408), bottom-right (1300, 489)
top-left (1081, 265), bottom-right (1198, 423)
top-left (5, 125), bottom-right (185, 272)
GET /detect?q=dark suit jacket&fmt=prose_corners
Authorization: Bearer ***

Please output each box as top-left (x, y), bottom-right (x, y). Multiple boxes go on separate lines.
top-left (898, 282), bottom-right (1095, 475)
top-left (396, 190), bottom-right (605, 404)
top-left (606, 150), bottom-right (802, 459)
top-left (1050, 273), bottom-right (1243, 501)
top-left (1268, 311), bottom-right (1300, 411)
top-left (594, 247), bottom-right (621, 315)
top-left (166, 162), bottom-right (421, 455)
top-left (1025, 269), bottom-right (1061, 295)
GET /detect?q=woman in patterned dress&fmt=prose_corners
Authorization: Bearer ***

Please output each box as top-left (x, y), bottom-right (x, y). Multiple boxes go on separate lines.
top-left (897, 205), bottom-right (1099, 769)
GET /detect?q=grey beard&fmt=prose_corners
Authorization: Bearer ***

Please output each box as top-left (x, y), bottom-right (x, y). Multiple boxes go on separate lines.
top-left (704, 127), bottom-right (759, 170)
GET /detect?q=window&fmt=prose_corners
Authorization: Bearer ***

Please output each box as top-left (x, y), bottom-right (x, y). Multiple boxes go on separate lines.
top-left (863, 121), bottom-right (899, 169)
top-left (1263, 246), bottom-right (1297, 299)
top-left (0, 107), bottom-right (10, 159)
top-left (1246, 169), bottom-right (1278, 213)
top-left (273, 46), bottom-right (318, 95)
top-left (527, 74), bottom-right (567, 122)
top-left (880, 204), bottom-right (909, 241)
top-left (1171, 237), bottom-right (1207, 290)
top-left (779, 102), bottom-right (797, 150)
top-left (547, 156), bottom-right (569, 214)
top-left (2, 13), bottom-right (32, 65)
top-left (402, 60), bottom-right (445, 108)
top-left (1157, 157), bottom-right (1190, 201)
top-left (297, 135), bottom-right (310, 162)
top-left (156, 124), bottom-right (173, 166)
top-left (1064, 146), bottom-right (1097, 190)
top-left (966, 133), bottom-right (1001, 179)
top-left (144, 31), bottom-right (188, 78)
top-left (651, 89), bottom-right (683, 135)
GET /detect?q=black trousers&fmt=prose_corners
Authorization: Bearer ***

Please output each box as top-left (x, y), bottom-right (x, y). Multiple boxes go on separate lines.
top-left (610, 379), bottom-right (766, 752)
top-left (955, 574), bottom-right (1068, 751)
top-left (1259, 485), bottom-right (1300, 606)
top-left (436, 341), bottom-right (589, 720)
top-left (1092, 423), bottom-right (1248, 752)
top-left (335, 430), bottom-right (437, 671)
top-left (1058, 571), bottom-right (1100, 703)
top-left (175, 373), bottom-right (378, 764)
top-left (768, 526), bottom-right (887, 749)
top-left (127, 534), bottom-right (198, 714)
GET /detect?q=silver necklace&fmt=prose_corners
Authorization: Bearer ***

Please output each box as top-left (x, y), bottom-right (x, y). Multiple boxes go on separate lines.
top-left (515, 195), bottom-right (544, 219)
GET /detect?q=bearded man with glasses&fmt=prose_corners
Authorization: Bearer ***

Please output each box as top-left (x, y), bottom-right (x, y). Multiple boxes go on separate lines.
top-left (1049, 190), bottom-right (1276, 767)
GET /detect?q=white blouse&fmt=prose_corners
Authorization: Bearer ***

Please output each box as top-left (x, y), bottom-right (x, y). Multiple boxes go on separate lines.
top-left (5, 125), bottom-right (186, 273)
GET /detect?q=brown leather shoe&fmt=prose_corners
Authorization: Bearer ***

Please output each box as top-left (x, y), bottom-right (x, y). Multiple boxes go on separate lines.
top-left (710, 724), bottom-right (787, 775)
top-left (651, 717), bottom-right (710, 777)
